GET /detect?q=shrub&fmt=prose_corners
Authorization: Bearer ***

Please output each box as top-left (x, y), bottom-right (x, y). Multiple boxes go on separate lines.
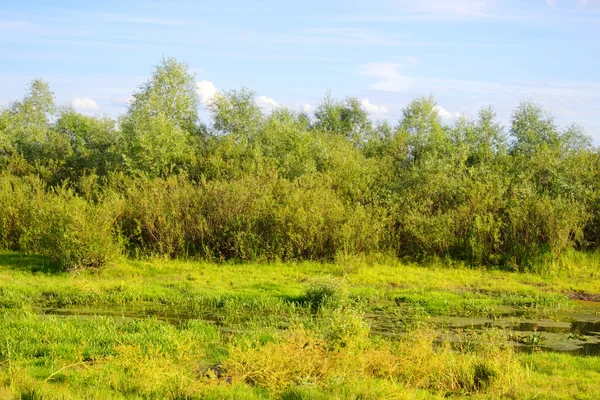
top-left (119, 175), bottom-right (204, 258)
top-left (19, 186), bottom-right (123, 271)
top-left (0, 174), bottom-right (43, 250)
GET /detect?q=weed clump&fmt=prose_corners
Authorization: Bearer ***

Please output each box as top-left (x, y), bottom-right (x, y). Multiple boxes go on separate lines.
top-left (304, 276), bottom-right (349, 310)
top-left (223, 326), bottom-right (524, 397)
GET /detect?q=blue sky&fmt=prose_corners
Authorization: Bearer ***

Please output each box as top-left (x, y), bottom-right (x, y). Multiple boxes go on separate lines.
top-left (1, 0), bottom-right (599, 138)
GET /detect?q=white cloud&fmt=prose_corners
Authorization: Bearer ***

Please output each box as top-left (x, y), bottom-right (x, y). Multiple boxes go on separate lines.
top-left (72, 97), bottom-right (99, 112)
top-left (361, 98), bottom-right (389, 115)
top-left (360, 63), bottom-right (413, 92)
top-left (257, 95), bottom-right (281, 111)
top-left (196, 80), bottom-right (219, 106)
top-left (435, 105), bottom-right (462, 120)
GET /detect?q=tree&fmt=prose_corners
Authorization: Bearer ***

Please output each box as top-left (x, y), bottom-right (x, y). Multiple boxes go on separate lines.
top-left (1, 79), bottom-right (55, 157)
top-left (121, 58), bottom-right (199, 176)
top-left (397, 95), bottom-right (448, 165)
top-left (209, 87), bottom-right (264, 139)
top-left (313, 93), bottom-right (371, 144)
top-left (54, 109), bottom-right (122, 179)
top-left (510, 102), bottom-right (556, 155)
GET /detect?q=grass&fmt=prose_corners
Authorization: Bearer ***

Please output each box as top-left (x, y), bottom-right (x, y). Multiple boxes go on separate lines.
top-left (1, 309), bottom-right (599, 399)
top-left (1, 251), bottom-right (600, 398)
top-left (2, 251), bottom-right (599, 316)
top-left (0, 309), bottom-right (523, 399)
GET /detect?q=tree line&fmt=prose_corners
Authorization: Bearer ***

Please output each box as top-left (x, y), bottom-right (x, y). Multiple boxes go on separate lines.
top-left (1, 58), bottom-right (598, 271)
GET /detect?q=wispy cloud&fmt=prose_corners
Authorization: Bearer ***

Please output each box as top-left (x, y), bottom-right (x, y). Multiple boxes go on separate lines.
top-left (396, 0), bottom-right (494, 17)
top-left (360, 62), bottom-right (600, 100)
top-left (69, 11), bottom-right (189, 25)
top-left (360, 61), bottom-right (600, 136)
top-left (217, 27), bottom-right (410, 47)
top-left (316, 0), bottom-right (600, 23)
top-left (547, 0), bottom-right (600, 7)
top-left (577, 0), bottom-right (600, 6)
top-left (308, 28), bottom-right (405, 46)
top-left (360, 63), bottom-right (414, 92)
top-left (316, 0), bottom-right (504, 22)
top-left (0, 19), bottom-right (40, 31)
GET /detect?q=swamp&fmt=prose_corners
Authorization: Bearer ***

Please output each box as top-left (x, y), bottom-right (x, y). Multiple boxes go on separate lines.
top-left (2, 56), bottom-right (600, 398)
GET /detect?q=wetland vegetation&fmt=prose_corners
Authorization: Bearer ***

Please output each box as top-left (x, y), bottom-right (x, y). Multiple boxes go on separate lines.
top-left (1, 58), bottom-right (600, 398)
top-left (1, 252), bottom-right (600, 398)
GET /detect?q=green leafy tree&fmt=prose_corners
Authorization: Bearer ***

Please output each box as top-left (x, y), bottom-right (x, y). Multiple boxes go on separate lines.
top-left (209, 87), bottom-right (264, 138)
top-left (54, 109), bottom-right (123, 180)
top-left (1, 79), bottom-right (55, 158)
top-left (313, 93), bottom-right (371, 144)
top-left (121, 58), bottom-right (199, 176)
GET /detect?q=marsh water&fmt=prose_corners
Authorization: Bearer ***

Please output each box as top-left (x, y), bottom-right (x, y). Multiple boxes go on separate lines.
top-left (367, 301), bottom-right (600, 356)
top-left (38, 300), bottom-right (600, 356)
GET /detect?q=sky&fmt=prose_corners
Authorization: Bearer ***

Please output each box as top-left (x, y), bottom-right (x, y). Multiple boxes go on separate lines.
top-left (1, 0), bottom-right (599, 139)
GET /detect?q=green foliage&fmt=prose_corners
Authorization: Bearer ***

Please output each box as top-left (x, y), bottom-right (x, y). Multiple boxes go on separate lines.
top-left (304, 276), bottom-right (348, 309)
top-left (54, 110), bottom-right (123, 180)
top-left (209, 87), bottom-right (264, 137)
top-left (0, 174), bottom-right (122, 270)
top-left (20, 187), bottom-right (123, 271)
top-left (2, 79), bottom-right (55, 149)
top-left (313, 92), bottom-right (371, 144)
top-left (2, 58), bottom-right (600, 271)
top-left (0, 174), bottom-right (42, 250)
top-left (120, 57), bottom-right (198, 176)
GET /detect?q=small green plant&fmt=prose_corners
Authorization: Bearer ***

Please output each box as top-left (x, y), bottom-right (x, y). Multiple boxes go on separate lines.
top-left (509, 332), bottom-right (547, 347)
top-left (567, 333), bottom-right (588, 341)
top-left (304, 276), bottom-right (348, 310)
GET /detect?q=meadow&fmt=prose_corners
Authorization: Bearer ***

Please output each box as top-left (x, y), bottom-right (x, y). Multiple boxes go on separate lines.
top-left (1, 251), bottom-right (600, 399)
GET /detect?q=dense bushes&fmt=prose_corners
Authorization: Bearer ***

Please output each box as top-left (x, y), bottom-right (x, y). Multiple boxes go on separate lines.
top-left (0, 174), bottom-right (122, 270)
top-left (117, 173), bottom-right (388, 261)
top-left (1, 57), bottom-right (599, 271)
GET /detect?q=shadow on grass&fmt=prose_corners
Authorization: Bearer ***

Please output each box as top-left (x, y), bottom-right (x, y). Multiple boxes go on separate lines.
top-left (0, 252), bottom-right (62, 274)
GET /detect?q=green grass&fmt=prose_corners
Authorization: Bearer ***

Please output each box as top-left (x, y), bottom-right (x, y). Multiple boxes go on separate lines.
top-left (1, 251), bottom-right (600, 398)
top-left (1, 309), bottom-right (599, 399)
top-left (2, 251), bottom-right (599, 316)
